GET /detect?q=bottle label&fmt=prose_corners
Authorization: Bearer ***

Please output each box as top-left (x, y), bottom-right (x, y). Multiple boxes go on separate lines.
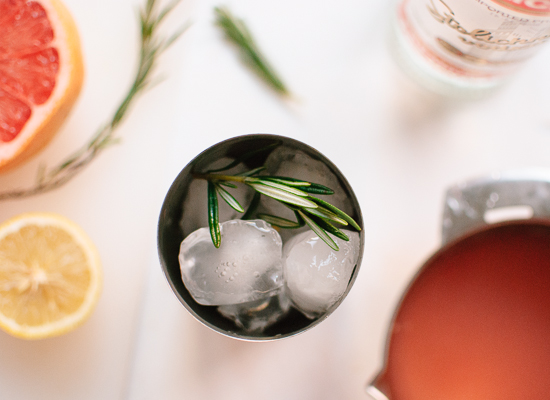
top-left (493, 0), bottom-right (550, 15)
top-left (398, 0), bottom-right (550, 77)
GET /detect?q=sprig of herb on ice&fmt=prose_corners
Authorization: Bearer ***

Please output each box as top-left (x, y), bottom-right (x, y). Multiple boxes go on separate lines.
top-left (195, 166), bottom-right (361, 252)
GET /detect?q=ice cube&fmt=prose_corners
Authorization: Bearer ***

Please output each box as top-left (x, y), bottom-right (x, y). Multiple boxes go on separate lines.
top-left (283, 229), bottom-right (360, 318)
top-left (259, 146), bottom-right (353, 242)
top-left (217, 291), bottom-right (291, 332)
top-left (180, 157), bottom-right (253, 236)
top-left (179, 219), bottom-right (284, 305)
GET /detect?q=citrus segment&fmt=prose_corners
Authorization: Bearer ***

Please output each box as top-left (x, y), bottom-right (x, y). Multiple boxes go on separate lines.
top-left (0, 87), bottom-right (32, 142)
top-left (0, 1), bottom-right (58, 106)
top-left (0, 0), bottom-right (84, 172)
top-left (0, 213), bottom-right (101, 339)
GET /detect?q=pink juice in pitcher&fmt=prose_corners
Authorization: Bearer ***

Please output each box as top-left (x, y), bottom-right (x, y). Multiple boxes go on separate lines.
top-left (374, 220), bottom-right (550, 399)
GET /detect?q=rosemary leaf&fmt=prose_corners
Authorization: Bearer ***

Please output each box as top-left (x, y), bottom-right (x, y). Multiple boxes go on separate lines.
top-left (215, 183), bottom-right (244, 213)
top-left (305, 213), bottom-right (350, 241)
top-left (310, 196), bottom-right (361, 231)
top-left (214, 6), bottom-right (290, 97)
top-left (218, 181), bottom-right (238, 189)
top-left (294, 209), bottom-right (306, 226)
top-left (260, 177), bottom-right (311, 187)
top-left (156, 0), bottom-right (181, 25)
top-left (249, 178), bottom-right (309, 197)
top-left (297, 210), bottom-right (339, 251)
top-left (241, 191), bottom-right (261, 220)
top-left (246, 182), bottom-right (317, 208)
top-left (299, 183), bottom-right (335, 195)
top-left (208, 181), bottom-right (221, 248)
top-left (235, 166), bottom-right (266, 177)
top-left (261, 176), bottom-right (334, 194)
top-left (257, 213), bottom-right (304, 229)
top-left (303, 206), bottom-right (348, 226)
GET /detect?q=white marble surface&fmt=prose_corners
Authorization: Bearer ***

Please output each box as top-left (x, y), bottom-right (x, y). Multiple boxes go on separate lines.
top-left (0, 0), bottom-right (549, 399)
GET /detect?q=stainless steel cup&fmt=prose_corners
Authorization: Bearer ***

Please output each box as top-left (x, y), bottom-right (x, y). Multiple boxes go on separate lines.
top-left (158, 134), bottom-right (364, 341)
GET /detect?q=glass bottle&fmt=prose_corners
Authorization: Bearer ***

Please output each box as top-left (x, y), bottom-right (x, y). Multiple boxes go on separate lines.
top-left (391, 0), bottom-right (550, 97)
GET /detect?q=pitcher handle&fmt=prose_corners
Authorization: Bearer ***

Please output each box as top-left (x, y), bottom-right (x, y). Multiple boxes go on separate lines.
top-left (442, 169), bottom-right (550, 245)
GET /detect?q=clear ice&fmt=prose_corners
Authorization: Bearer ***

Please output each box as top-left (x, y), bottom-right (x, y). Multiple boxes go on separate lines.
top-left (283, 229), bottom-right (360, 318)
top-left (179, 219), bottom-right (284, 306)
top-left (259, 146), bottom-right (353, 241)
top-left (217, 291), bottom-right (291, 332)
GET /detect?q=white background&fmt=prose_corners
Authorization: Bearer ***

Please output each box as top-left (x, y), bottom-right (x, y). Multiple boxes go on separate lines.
top-left (0, 0), bottom-right (549, 399)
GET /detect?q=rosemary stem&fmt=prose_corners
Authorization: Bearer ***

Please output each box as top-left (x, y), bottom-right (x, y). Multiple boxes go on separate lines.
top-left (0, 0), bottom-right (185, 202)
top-left (193, 173), bottom-right (247, 183)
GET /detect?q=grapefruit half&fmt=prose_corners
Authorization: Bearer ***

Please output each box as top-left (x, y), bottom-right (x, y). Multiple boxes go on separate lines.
top-left (0, 0), bottom-right (84, 173)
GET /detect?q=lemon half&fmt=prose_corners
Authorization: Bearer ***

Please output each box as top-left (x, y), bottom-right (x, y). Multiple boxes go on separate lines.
top-left (0, 213), bottom-right (101, 339)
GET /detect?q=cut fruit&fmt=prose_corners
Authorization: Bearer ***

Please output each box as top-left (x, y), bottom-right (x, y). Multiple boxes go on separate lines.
top-left (0, 212), bottom-right (101, 339)
top-left (0, 0), bottom-right (84, 172)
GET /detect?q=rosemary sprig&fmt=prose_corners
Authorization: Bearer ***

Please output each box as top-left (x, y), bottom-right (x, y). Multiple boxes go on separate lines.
top-left (0, 0), bottom-right (187, 201)
top-left (195, 169), bottom-right (360, 251)
top-left (214, 6), bottom-right (290, 97)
